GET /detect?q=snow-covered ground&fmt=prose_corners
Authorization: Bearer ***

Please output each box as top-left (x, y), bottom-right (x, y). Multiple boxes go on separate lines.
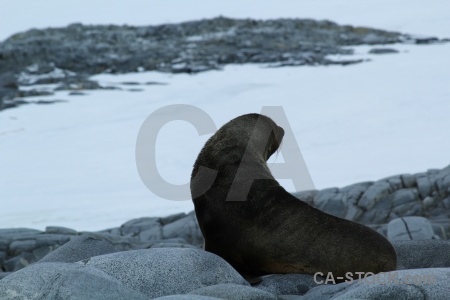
top-left (1, 1), bottom-right (449, 230)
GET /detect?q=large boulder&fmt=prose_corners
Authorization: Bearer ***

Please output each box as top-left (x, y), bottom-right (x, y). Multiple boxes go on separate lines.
top-left (392, 240), bottom-right (450, 269)
top-left (0, 248), bottom-right (249, 299)
top-left (39, 234), bottom-right (121, 263)
top-left (188, 283), bottom-right (276, 300)
top-left (82, 248), bottom-right (248, 298)
top-left (301, 268), bottom-right (450, 299)
top-left (387, 217), bottom-right (436, 240)
top-left (154, 296), bottom-right (221, 300)
top-left (333, 268), bottom-right (450, 300)
top-left (0, 262), bottom-right (148, 300)
top-left (254, 274), bottom-right (318, 295)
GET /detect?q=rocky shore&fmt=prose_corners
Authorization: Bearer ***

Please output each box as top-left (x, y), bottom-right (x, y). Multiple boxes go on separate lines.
top-left (0, 17), bottom-right (446, 110)
top-left (1, 165), bottom-right (449, 299)
top-left (1, 15), bottom-right (449, 299)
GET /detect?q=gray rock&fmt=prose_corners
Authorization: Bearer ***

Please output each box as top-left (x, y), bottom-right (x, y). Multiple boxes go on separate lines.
top-left (139, 224), bottom-right (163, 242)
top-left (1, 18), bottom-right (445, 111)
top-left (0, 241), bottom-right (8, 252)
top-left (87, 232), bottom-right (141, 251)
top-left (161, 212), bottom-right (188, 225)
top-left (3, 252), bottom-right (34, 271)
top-left (340, 182), bottom-right (372, 220)
top-left (0, 228), bottom-right (41, 243)
top-left (255, 274), bottom-right (318, 295)
top-left (82, 248), bottom-right (248, 298)
top-left (120, 217), bottom-right (160, 236)
top-left (39, 234), bottom-right (121, 263)
top-left (442, 197), bottom-right (450, 210)
top-left (35, 234), bottom-right (71, 247)
top-left (301, 282), bottom-right (350, 300)
top-left (368, 48), bottom-right (399, 54)
top-left (291, 190), bottom-right (318, 205)
top-left (150, 241), bottom-right (196, 249)
top-left (68, 91), bottom-right (86, 96)
top-left (391, 188), bottom-right (419, 207)
top-left (110, 227), bottom-right (121, 236)
top-left (357, 181), bottom-right (391, 211)
top-left (32, 246), bottom-right (54, 261)
top-left (314, 189), bottom-right (347, 219)
top-left (8, 239), bottom-right (37, 256)
top-left (387, 217), bottom-right (435, 240)
top-left (332, 268), bottom-right (450, 300)
top-left (0, 272), bottom-right (12, 280)
top-left (0, 18), bottom-right (410, 84)
top-left (0, 251), bottom-right (7, 264)
top-left (344, 204), bottom-right (363, 221)
top-left (189, 283), bottom-right (276, 300)
top-left (335, 283), bottom-right (425, 299)
top-left (422, 196), bottom-right (438, 210)
top-left (367, 224), bottom-right (388, 237)
top-left (45, 226), bottom-right (78, 235)
top-left (0, 17), bottom-right (416, 109)
top-left (407, 35), bottom-right (441, 44)
top-left (314, 188), bottom-right (338, 202)
top-left (54, 78), bottom-right (103, 91)
top-left (435, 169), bottom-right (450, 197)
top-left (277, 296), bottom-right (304, 300)
top-left (34, 99), bottom-right (68, 105)
top-left (391, 201), bottom-right (422, 217)
top-left (0, 262), bottom-right (148, 299)
top-left (385, 175), bottom-right (404, 190)
top-left (162, 212), bottom-right (204, 246)
top-left (358, 191), bottom-right (392, 224)
top-left (401, 173), bottom-right (416, 188)
top-left (416, 173), bottom-right (433, 199)
top-left (3, 243), bottom-right (56, 272)
top-left (392, 240), bottom-right (450, 269)
top-left (431, 220), bottom-right (450, 239)
top-left (155, 296), bottom-right (221, 300)
top-left (340, 182), bottom-right (373, 199)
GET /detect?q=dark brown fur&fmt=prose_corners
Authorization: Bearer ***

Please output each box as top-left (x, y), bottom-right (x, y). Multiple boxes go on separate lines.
top-left (191, 114), bottom-right (397, 278)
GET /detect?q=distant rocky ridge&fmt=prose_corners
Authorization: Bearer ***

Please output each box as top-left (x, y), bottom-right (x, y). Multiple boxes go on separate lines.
top-left (1, 165), bottom-right (449, 298)
top-left (0, 17), bottom-right (446, 110)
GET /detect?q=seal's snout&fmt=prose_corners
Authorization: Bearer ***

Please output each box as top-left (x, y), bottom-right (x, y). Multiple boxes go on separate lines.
top-left (272, 126), bottom-right (284, 150)
top-left (276, 126), bottom-right (285, 143)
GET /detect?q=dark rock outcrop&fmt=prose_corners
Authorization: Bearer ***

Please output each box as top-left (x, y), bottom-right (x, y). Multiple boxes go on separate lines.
top-left (0, 17), bottom-right (446, 110)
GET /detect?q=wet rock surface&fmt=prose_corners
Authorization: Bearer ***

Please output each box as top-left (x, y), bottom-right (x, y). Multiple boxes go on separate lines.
top-left (0, 17), bottom-right (446, 110)
top-left (1, 165), bottom-right (450, 298)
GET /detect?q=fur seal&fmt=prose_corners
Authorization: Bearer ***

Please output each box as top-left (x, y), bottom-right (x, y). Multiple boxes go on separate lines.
top-left (190, 113), bottom-right (397, 279)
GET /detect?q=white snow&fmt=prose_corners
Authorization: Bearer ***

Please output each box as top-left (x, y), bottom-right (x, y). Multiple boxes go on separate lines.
top-left (0, 1), bottom-right (449, 230)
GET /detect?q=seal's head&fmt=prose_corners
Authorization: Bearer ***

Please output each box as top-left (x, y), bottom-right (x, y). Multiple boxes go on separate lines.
top-left (209, 114), bottom-right (285, 162)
